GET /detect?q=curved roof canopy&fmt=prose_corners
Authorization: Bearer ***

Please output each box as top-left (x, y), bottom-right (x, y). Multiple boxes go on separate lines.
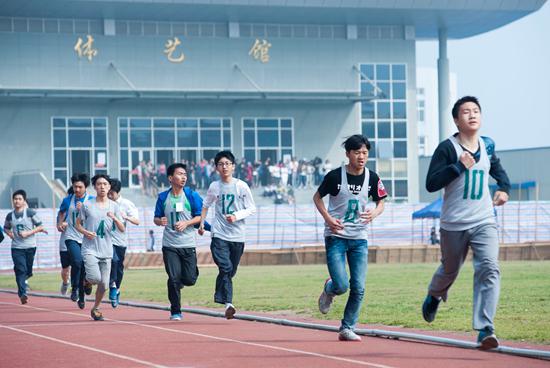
top-left (0, 0), bottom-right (546, 39)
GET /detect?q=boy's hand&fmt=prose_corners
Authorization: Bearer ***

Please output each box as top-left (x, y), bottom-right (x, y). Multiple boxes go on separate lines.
top-left (57, 222), bottom-right (68, 232)
top-left (85, 231), bottom-right (96, 240)
top-left (360, 209), bottom-right (376, 224)
top-left (225, 214), bottom-right (237, 223)
top-left (76, 202), bottom-right (83, 210)
top-left (174, 221), bottom-right (188, 232)
top-left (198, 223), bottom-right (205, 236)
top-left (459, 152), bottom-right (475, 169)
top-left (326, 217), bottom-right (344, 234)
top-left (19, 230), bottom-right (31, 239)
top-left (159, 217), bottom-right (168, 226)
top-left (493, 191), bottom-right (509, 206)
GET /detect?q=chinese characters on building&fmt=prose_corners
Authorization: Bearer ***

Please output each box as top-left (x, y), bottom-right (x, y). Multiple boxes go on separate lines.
top-left (249, 39), bottom-right (271, 63)
top-left (164, 37), bottom-right (185, 63)
top-left (74, 35), bottom-right (98, 61)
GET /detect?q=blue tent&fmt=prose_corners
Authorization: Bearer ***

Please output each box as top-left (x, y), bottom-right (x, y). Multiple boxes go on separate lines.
top-left (412, 198), bottom-right (443, 219)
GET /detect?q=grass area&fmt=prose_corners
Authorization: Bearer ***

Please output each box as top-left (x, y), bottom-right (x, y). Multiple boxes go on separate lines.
top-left (1, 261), bottom-right (549, 344)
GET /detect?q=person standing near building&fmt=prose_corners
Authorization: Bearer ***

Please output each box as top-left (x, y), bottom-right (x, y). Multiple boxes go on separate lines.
top-left (199, 150), bottom-right (256, 320)
top-left (76, 174), bottom-right (124, 321)
top-left (154, 163), bottom-right (206, 321)
top-left (3, 190), bottom-right (48, 304)
top-left (57, 173), bottom-right (94, 308)
top-left (57, 186), bottom-right (74, 296)
top-left (421, 96), bottom-right (510, 350)
top-left (314, 134), bottom-right (387, 341)
top-left (107, 178), bottom-right (140, 308)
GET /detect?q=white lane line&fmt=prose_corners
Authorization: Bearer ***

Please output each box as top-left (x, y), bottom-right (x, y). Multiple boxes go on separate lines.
top-left (0, 301), bottom-right (399, 368)
top-left (7, 321), bottom-right (120, 328)
top-left (0, 323), bottom-right (173, 368)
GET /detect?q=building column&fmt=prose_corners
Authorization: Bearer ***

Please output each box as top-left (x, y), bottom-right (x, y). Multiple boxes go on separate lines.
top-left (437, 28), bottom-right (453, 141)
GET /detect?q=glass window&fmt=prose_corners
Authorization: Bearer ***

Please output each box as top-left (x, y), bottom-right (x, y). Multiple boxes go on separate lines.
top-left (243, 119), bottom-right (254, 128)
top-left (394, 180), bottom-right (408, 197)
top-left (53, 118), bottom-right (65, 127)
top-left (119, 118), bottom-right (128, 128)
top-left (282, 149), bottom-right (293, 159)
top-left (54, 170), bottom-right (67, 184)
top-left (153, 119), bottom-right (174, 128)
top-left (419, 110), bottom-right (425, 122)
top-left (154, 130), bottom-right (175, 147)
top-left (366, 160), bottom-right (376, 172)
top-left (392, 82), bottom-right (406, 99)
top-left (393, 102), bottom-right (406, 119)
top-left (369, 141), bottom-right (376, 158)
top-left (281, 130), bottom-right (292, 147)
top-left (200, 119), bottom-right (221, 128)
top-left (94, 129), bottom-right (107, 147)
top-left (120, 169), bottom-right (129, 187)
top-left (377, 102), bottom-right (391, 119)
top-left (393, 122), bottom-right (407, 138)
top-left (362, 102), bottom-right (374, 119)
top-left (177, 130), bottom-right (198, 147)
top-left (177, 119), bottom-right (198, 128)
top-left (392, 64), bottom-right (406, 80)
top-left (120, 129), bottom-right (128, 148)
top-left (69, 130), bottom-right (92, 147)
top-left (362, 121), bottom-right (375, 139)
top-left (68, 118), bottom-right (91, 128)
top-left (53, 130), bottom-right (66, 147)
top-left (378, 122), bottom-right (391, 139)
top-left (394, 141), bottom-right (407, 158)
top-left (281, 119), bottom-right (292, 128)
top-left (258, 130), bottom-right (278, 146)
top-left (130, 118), bottom-right (151, 128)
top-left (394, 159), bottom-right (407, 177)
top-left (257, 119), bottom-right (278, 128)
top-left (360, 64), bottom-right (374, 80)
top-left (201, 130), bottom-right (221, 147)
top-left (130, 130), bottom-right (152, 147)
top-left (120, 149), bottom-right (128, 167)
top-left (376, 64), bottom-right (390, 80)
top-left (383, 180), bottom-right (393, 197)
top-left (223, 119), bottom-right (231, 128)
top-left (54, 150), bottom-right (66, 167)
top-left (377, 140), bottom-right (393, 159)
top-left (377, 159), bottom-right (392, 177)
top-left (223, 130), bottom-right (231, 146)
top-left (244, 130), bottom-right (255, 146)
top-left (94, 118), bottom-right (107, 127)
top-left (361, 82), bottom-right (374, 96)
top-left (378, 82), bottom-right (390, 99)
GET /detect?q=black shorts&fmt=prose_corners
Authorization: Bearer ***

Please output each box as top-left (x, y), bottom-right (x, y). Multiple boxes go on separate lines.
top-left (59, 251), bottom-right (71, 268)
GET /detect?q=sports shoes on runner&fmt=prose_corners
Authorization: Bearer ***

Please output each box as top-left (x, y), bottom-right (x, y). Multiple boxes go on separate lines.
top-left (338, 329), bottom-right (361, 342)
top-left (318, 278), bottom-right (334, 314)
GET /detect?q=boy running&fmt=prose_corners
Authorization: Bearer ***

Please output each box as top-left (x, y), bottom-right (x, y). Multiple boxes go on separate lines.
top-left (314, 134), bottom-right (386, 341)
top-left (154, 163), bottom-right (206, 321)
top-left (3, 190), bottom-right (47, 304)
top-left (76, 174), bottom-right (125, 321)
top-left (422, 96), bottom-right (510, 349)
top-left (107, 178), bottom-right (140, 308)
top-left (199, 151), bottom-right (256, 319)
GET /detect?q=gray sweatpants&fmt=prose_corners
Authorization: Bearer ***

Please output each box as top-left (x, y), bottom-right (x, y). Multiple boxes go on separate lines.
top-left (84, 254), bottom-right (112, 293)
top-left (428, 223), bottom-right (500, 331)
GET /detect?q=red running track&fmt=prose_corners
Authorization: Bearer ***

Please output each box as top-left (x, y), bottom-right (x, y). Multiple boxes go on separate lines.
top-left (0, 292), bottom-right (548, 368)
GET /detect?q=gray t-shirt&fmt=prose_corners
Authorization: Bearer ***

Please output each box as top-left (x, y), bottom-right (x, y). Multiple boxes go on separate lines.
top-left (64, 193), bottom-right (93, 244)
top-left (4, 208), bottom-right (42, 249)
top-left (80, 198), bottom-right (122, 258)
top-left (161, 191), bottom-right (196, 248)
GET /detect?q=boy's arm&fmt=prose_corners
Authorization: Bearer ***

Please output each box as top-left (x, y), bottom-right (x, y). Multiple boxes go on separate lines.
top-left (489, 152), bottom-right (510, 206)
top-left (124, 201), bottom-right (140, 226)
top-left (153, 194), bottom-right (168, 227)
top-left (313, 191), bottom-right (344, 234)
top-left (232, 182), bottom-right (256, 221)
top-left (426, 140), bottom-right (465, 192)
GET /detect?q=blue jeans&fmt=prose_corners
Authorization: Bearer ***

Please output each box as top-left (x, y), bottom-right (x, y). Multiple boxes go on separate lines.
top-left (65, 239), bottom-right (84, 291)
top-left (210, 237), bottom-right (244, 305)
top-left (11, 247), bottom-right (36, 297)
top-left (110, 245), bottom-right (127, 289)
top-left (324, 236), bottom-right (368, 331)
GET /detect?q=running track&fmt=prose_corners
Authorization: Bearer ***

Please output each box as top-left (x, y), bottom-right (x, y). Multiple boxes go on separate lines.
top-left (0, 292), bottom-right (548, 368)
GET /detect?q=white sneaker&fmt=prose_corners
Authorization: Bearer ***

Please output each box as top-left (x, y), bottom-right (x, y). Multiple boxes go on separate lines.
top-left (60, 282), bottom-right (69, 295)
top-left (225, 304), bottom-right (236, 320)
top-left (338, 329), bottom-right (362, 342)
top-left (318, 278), bottom-right (334, 314)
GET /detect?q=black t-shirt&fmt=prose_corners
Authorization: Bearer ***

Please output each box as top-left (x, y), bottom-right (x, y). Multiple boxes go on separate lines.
top-left (317, 167), bottom-right (388, 201)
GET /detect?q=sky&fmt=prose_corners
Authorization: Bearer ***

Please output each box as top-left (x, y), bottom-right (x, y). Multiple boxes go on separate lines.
top-left (416, 2), bottom-right (550, 151)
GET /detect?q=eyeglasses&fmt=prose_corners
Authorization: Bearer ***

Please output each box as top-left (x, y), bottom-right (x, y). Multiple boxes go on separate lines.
top-left (217, 162), bottom-right (233, 167)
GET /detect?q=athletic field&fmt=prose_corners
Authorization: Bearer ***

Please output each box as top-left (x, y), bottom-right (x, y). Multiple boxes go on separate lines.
top-left (1, 260), bottom-right (548, 344)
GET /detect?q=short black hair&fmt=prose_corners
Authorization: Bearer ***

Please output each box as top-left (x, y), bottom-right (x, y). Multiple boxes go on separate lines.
top-left (91, 174), bottom-right (111, 186)
top-left (452, 96), bottom-right (481, 119)
top-left (342, 134), bottom-right (371, 152)
top-left (109, 178), bottom-right (122, 194)
top-left (12, 189), bottom-right (26, 201)
top-left (71, 173), bottom-right (90, 187)
top-left (214, 150), bottom-right (235, 166)
top-left (167, 163), bottom-right (187, 177)
top-left (67, 186), bottom-right (74, 195)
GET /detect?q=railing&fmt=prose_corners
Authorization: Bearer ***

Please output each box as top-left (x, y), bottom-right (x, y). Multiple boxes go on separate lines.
top-left (1, 201), bottom-right (549, 270)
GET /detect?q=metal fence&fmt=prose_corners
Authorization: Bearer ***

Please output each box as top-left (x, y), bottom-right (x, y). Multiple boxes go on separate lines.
top-left (1, 201), bottom-right (549, 270)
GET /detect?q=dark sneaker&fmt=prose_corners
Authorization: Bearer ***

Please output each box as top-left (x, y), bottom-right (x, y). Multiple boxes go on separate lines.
top-left (338, 329), bottom-right (361, 342)
top-left (84, 281), bottom-right (93, 295)
top-left (20, 295), bottom-right (28, 304)
top-left (477, 328), bottom-right (499, 350)
top-left (422, 295), bottom-right (441, 323)
top-left (70, 288), bottom-right (79, 302)
top-left (318, 278), bottom-right (334, 314)
top-left (225, 305), bottom-right (236, 320)
top-left (109, 287), bottom-right (118, 308)
top-left (77, 297), bottom-right (85, 310)
top-left (91, 309), bottom-right (104, 321)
